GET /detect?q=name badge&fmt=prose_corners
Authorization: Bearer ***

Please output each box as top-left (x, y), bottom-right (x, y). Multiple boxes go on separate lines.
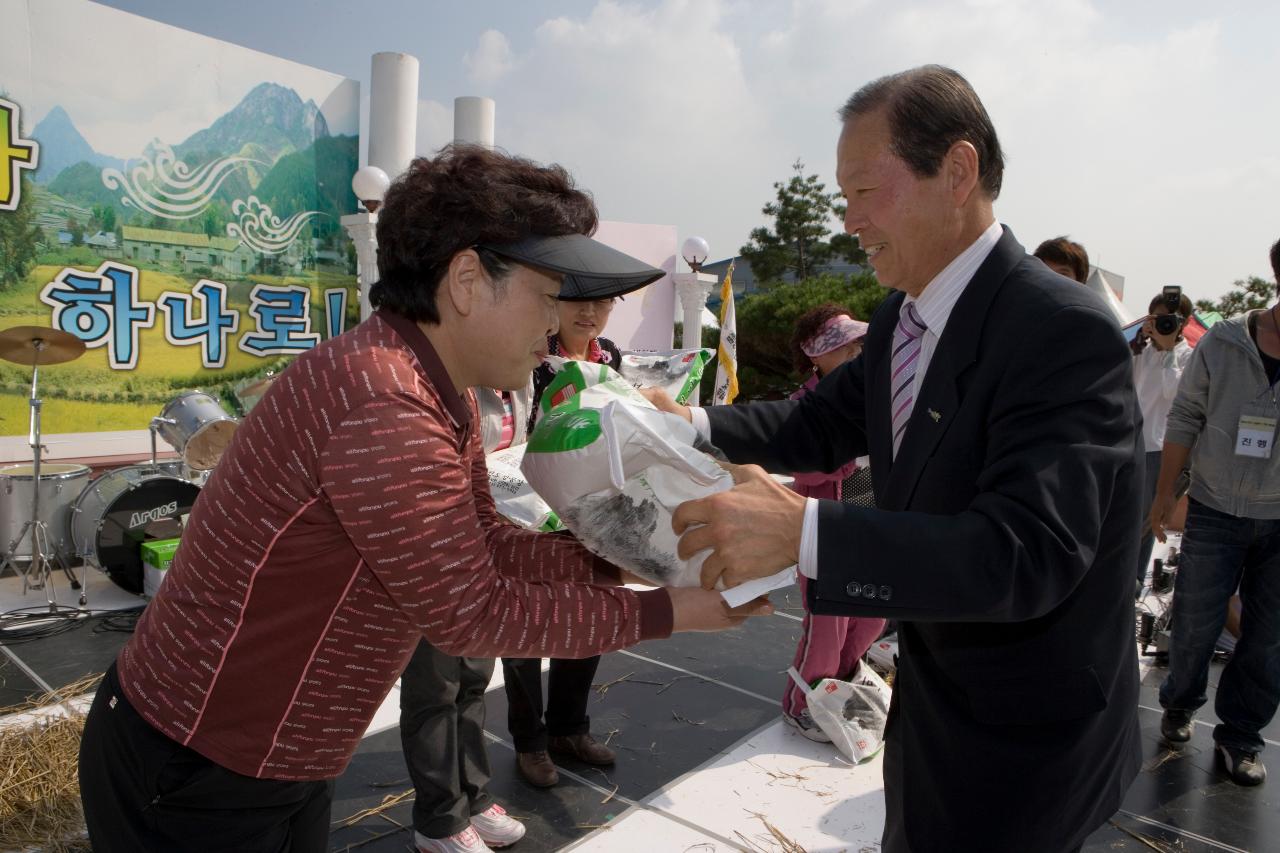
top-left (1236, 411), bottom-right (1277, 459)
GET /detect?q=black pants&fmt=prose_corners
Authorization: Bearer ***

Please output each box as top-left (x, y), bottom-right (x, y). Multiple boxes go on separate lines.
top-left (399, 639), bottom-right (495, 838)
top-left (502, 655), bottom-right (601, 752)
top-left (882, 739), bottom-right (1083, 853)
top-left (79, 662), bottom-right (334, 853)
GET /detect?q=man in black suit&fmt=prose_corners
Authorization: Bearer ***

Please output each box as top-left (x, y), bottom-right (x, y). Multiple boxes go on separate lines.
top-left (650, 66), bottom-right (1142, 852)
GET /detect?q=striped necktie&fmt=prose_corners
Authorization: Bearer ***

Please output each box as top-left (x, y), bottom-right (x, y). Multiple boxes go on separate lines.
top-left (890, 301), bottom-right (928, 457)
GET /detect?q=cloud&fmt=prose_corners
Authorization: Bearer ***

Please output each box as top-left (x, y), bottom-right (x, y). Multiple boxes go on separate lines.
top-left (470, 0), bottom-right (1276, 312)
top-left (464, 30), bottom-right (515, 86)
top-left (479, 0), bottom-right (777, 269)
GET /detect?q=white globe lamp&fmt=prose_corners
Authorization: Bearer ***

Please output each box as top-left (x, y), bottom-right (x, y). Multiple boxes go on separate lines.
top-left (352, 166), bottom-right (391, 213)
top-left (681, 236), bottom-right (710, 272)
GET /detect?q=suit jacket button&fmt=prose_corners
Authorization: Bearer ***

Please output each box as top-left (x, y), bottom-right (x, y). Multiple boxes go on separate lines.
top-left (862, 583), bottom-right (878, 599)
top-left (845, 581), bottom-right (861, 597)
top-left (879, 585), bottom-right (893, 600)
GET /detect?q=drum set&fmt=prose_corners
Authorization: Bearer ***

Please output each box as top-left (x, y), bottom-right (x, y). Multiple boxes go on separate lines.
top-left (0, 326), bottom-right (245, 608)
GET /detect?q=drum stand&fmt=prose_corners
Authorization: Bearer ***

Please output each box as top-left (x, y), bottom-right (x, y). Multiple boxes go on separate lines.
top-left (149, 416), bottom-right (177, 473)
top-left (0, 341), bottom-right (84, 610)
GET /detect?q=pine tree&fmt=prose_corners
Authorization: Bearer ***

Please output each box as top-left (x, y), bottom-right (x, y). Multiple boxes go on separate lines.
top-left (739, 159), bottom-right (865, 284)
top-left (1195, 276), bottom-right (1275, 319)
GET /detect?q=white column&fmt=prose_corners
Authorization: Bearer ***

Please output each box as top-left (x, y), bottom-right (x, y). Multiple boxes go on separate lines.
top-left (454, 96), bottom-right (496, 148)
top-left (369, 52), bottom-right (419, 180)
top-left (673, 271), bottom-right (718, 405)
top-left (341, 212), bottom-right (378, 320)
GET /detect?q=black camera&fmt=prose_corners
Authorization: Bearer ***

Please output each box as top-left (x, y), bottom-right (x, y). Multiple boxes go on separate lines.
top-left (1153, 286), bottom-right (1184, 336)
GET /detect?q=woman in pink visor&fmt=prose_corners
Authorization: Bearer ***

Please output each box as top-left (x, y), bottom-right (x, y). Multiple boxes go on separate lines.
top-left (781, 304), bottom-right (887, 741)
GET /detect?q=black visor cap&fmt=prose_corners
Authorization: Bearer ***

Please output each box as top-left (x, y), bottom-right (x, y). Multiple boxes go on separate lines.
top-left (478, 233), bottom-right (665, 301)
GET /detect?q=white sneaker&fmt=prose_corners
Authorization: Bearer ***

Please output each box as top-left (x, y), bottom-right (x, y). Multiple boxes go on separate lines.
top-left (415, 827), bottom-right (492, 853)
top-left (471, 803), bottom-right (526, 848)
top-left (782, 709), bottom-right (833, 743)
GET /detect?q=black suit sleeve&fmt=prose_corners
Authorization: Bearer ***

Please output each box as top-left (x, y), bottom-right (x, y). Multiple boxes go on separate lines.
top-left (810, 304), bottom-right (1138, 623)
top-left (705, 355), bottom-right (870, 474)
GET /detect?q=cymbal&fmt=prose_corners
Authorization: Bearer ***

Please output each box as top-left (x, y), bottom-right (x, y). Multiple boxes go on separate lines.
top-left (0, 326), bottom-right (87, 366)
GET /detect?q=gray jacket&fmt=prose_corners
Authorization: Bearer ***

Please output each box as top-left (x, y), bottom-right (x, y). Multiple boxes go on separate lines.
top-left (1165, 312), bottom-right (1280, 518)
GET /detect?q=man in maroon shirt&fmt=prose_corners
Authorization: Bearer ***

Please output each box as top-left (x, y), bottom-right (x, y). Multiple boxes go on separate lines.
top-left (78, 146), bottom-right (768, 853)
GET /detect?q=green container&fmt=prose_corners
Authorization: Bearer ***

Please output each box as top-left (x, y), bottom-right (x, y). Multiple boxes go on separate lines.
top-left (140, 538), bottom-right (181, 571)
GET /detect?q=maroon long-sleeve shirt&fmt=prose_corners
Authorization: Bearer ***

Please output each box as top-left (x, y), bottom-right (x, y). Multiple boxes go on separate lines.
top-left (116, 310), bottom-right (673, 780)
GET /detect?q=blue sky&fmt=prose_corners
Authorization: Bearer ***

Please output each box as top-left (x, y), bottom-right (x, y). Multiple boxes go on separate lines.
top-left (91, 0), bottom-right (1280, 314)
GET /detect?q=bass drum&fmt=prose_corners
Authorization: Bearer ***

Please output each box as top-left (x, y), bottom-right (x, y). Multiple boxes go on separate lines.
top-left (71, 465), bottom-right (202, 594)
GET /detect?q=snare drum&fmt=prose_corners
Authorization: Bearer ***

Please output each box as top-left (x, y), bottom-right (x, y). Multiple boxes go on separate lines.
top-left (156, 391), bottom-right (238, 470)
top-left (71, 464), bottom-right (202, 594)
top-left (0, 462), bottom-right (91, 562)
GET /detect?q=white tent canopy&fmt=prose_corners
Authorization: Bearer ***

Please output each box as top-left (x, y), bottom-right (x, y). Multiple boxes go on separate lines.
top-left (1085, 269), bottom-right (1133, 325)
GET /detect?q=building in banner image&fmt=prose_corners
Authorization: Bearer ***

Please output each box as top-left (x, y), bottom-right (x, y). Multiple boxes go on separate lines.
top-left (120, 226), bottom-right (263, 276)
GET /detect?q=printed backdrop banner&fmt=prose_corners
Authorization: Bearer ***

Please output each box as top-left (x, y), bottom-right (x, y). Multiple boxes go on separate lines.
top-left (0, 0), bottom-right (360, 437)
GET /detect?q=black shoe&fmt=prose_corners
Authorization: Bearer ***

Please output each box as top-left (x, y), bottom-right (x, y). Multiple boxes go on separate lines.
top-left (1216, 744), bottom-right (1266, 786)
top-left (1160, 709), bottom-right (1192, 744)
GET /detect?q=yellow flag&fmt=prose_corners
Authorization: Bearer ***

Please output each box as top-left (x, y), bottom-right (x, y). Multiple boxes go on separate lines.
top-left (713, 262), bottom-right (738, 405)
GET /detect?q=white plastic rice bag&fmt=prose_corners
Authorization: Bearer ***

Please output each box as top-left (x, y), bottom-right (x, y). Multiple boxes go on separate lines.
top-left (484, 444), bottom-right (563, 532)
top-left (523, 358), bottom-right (795, 599)
top-left (866, 632), bottom-right (899, 672)
top-left (522, 366), bottom-right (729, 587)
top-left (787, 662), bottom-right (892, 763)
top-left (619, 348), bottom-right (715, 405)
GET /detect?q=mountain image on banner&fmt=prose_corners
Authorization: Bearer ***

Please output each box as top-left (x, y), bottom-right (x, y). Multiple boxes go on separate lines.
top-left (35, 83), bottom-right (330, 196)
top-left (34, 82), bottom-right (355, 230)
top-left (31, 105), bottom-right (124, 183)
top-left (176, 82), bottom-right (329, 164)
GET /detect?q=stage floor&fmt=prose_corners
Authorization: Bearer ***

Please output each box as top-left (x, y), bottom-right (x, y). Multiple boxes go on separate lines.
top-left (2, 568), bottom-right (1276, 852)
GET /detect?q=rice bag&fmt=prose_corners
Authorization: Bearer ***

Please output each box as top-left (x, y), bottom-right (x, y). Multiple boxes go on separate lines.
top-left (484, 444), bottom-right (563, 532)
top-left (787, 662), bottom-right (892, 763)
top-left (521, 361), bottom-right (730, 587)
top-left (619, 348), bottom-right (715, 404)
top-left (524, 358), bottom-right (796, 598)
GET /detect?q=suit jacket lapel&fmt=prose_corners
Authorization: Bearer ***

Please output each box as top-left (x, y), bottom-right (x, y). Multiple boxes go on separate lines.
top-left (879, 227), bottom-right (1025, 510)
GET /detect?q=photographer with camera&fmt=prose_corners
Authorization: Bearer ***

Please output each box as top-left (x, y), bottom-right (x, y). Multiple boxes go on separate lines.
top-left (1132, 286), bottom-right (1194, 588)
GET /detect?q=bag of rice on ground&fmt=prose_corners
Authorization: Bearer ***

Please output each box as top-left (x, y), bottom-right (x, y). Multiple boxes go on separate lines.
top-left (787, 662), bottom-right (892, 763)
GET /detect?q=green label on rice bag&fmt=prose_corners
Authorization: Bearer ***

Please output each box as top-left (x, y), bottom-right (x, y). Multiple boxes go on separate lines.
top-left (540, 363), bottom-right (611, 414)
top-left (527, 407), bottom-right (603, 453)
top-left (675, 351), bottom-right (710, 404)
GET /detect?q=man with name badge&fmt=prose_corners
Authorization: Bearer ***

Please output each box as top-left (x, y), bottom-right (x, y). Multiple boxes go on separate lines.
top-left (1152, 237), bottom-right (1280, 787)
